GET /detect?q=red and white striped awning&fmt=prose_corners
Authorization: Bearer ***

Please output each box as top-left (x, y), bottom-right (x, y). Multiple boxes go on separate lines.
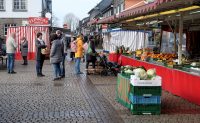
top-left (7, 26), bottom-right (50, 60)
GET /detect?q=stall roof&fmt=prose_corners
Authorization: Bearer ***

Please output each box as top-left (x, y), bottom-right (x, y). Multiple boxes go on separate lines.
top-left (95, 0), bottom-right (200, 25)
top-left (97, 15), bottom-right (117, 24)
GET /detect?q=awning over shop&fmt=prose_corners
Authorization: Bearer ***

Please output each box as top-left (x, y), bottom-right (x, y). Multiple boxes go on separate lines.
top-left (97, 15), bottom-right (117, 24)
top-left (87, 19), bottom-right (98, 26)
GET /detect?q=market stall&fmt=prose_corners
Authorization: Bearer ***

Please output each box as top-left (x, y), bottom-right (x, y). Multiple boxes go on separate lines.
top-left (108, 53), bottom-right (121, 63)
top-left (121, 55), bottom-right (200, 106)
top-left (7, 26), bottom-right (50, 60)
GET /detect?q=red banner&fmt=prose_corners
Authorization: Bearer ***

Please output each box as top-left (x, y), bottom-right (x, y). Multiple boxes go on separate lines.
top-left (28, 17), bottom-right (49, 25)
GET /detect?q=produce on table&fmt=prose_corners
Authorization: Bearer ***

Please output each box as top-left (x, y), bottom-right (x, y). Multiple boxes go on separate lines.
top-left (133, 68), bottom-right (148, 80)
top-left (150, 53), bottom-right (177, 61)
top-left (121, 65), bottom-right (157, 80)
top-left (147, 69), bottom-right (156, 79)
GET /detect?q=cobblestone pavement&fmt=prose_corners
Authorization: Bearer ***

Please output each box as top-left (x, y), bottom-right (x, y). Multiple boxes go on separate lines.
top-left (1, 61), bottom-right (200, 123)
top-left (0, 61), bottom-right (123, 123)
top-left (88, 75), bottom-right (200, 123)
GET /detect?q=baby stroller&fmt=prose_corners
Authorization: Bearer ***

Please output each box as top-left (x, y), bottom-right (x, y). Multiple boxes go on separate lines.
top-left (98, 54), bottom-right (121, 76)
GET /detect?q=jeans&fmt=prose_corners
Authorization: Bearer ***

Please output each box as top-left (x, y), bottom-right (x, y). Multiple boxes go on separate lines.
top-left (60, 55), bottom-right (66, 77)
top-left (7, 53), bottom-right (15, 73)
top-left (75, 58), bottom-right (81, 74)
top-left (36, 59), bottom-right (45, 75)
top-left (52, 63), bottom-right (61, 78)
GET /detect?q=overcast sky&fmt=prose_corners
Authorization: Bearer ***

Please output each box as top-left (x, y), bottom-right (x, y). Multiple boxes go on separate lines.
top-left (52, 0), bottom-right (101, 27)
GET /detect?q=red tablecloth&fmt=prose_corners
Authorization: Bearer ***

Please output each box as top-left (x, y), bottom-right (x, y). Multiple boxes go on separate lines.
top-left (121, 55), bottom-right (200, 106)
top-left (108, 53), bottom-right (121, 63)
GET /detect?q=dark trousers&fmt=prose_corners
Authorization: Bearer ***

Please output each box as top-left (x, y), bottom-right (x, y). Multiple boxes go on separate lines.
top-left (70, 52), bottom-right (75, 61)
top-left (36, 58), bottom-right (45, 75)
top-left (86, 61), bottom-right (95, 69)
top-left (60, 55), bottom-right (65, 77)
top-left (22, 56), bottom-right (28, 64)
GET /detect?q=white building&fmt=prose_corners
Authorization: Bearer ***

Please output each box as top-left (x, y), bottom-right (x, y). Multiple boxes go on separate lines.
top-left (0, 0), bottom-right (52, 39)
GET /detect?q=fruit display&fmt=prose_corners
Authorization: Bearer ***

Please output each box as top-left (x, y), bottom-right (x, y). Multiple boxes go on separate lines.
top-left (149, 53), bottom-right (177, 61)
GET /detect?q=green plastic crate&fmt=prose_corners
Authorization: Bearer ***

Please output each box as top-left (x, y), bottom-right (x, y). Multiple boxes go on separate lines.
top-left (130, 84), bottom-right (162, 96)
top-left (130, 104), bottom-right (161, 115)
top-left (116, 74), bottom-right (131, 109)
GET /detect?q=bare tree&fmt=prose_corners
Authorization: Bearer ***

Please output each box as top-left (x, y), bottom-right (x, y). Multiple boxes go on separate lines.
top-left (51, 14), bottom-right (59, 27)
top-left (63, 13), bottom-right (80, 31)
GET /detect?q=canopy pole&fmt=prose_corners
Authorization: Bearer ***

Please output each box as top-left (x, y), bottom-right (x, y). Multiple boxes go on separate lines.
top-left (178, 14), bottom-right (183, 65)
top-left (143, 28), bottom-right (146, 52)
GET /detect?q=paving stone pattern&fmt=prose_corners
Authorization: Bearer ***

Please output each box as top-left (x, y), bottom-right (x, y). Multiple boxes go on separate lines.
top-left (0, 61), bottom-right (123, 123)
top-left (1, 61), bottom-right (200, 123)
top-left (88, 73), bottom-right (200, 123)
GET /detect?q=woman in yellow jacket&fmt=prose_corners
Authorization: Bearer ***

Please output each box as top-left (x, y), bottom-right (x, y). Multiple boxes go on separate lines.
top-left (75, 35), bottom-right (84, 74)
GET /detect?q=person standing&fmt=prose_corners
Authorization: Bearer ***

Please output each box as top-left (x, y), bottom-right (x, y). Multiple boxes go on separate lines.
top-left (56, 30), bottom-right (67, 78)
top-left (70, 37), bottom-right (76, 61)
top-left (86, 36), bottom-right (97, 75)
top-left (75, 35), bottom-right (84, 74)
top-left (6, 33), bottom-right (17, 74)
top-left (20, 37), bottom-right (28, 65)
top-left (35, 32), bottom-right (47, 77)
top-left (50, 33), bottom-right (63, 81)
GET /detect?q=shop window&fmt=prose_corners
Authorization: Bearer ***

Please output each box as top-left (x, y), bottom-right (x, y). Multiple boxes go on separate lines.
top-left (4, 24), bottom-right (16, 36)
top-left (13, 0), bottom-right (27, 11)
top-left (0, 0), bottom-right (5, 10)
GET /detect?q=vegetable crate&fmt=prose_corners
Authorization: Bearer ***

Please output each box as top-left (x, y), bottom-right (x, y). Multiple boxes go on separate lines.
top-left (129, 75), bottom-right (162, 115)
top-left (130, 104), bottom-right (161, 115)
top-left (129, 93), bottom-right (161, 104)
top-left (129, 84), bottom-right (162, 96)
top-left (116, 74), bottom-right (131, 109)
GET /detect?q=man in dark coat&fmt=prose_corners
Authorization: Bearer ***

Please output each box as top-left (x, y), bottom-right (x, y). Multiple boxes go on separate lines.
top-left (56, 30), bottom-right (67, 78)
top-left (35, 32), bottom-right (47, 77)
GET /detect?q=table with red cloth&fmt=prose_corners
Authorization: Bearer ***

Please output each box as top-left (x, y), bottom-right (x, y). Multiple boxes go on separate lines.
top-left (108, 53), bottom-right (121, 63)
top-left (121, 55), bottom-right (200, 106)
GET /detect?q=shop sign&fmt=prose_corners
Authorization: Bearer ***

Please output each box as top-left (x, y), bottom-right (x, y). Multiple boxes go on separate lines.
top-left (28, 17), bottom-right (49, 25)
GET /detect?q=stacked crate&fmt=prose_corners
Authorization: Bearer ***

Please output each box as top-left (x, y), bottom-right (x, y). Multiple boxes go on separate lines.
top-left (129, 76), bottom-right (162, 115)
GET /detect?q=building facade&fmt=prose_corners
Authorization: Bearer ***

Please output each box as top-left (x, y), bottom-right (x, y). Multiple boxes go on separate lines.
top-left (0, 0), bottom-right (52, 40)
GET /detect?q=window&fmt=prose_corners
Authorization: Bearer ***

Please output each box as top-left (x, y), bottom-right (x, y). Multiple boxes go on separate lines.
top-left (0, 0), bottom-right (5, 10)
top-left (13, 0), bottom-right (27, 11)
top-left (4, 24), bottom-right (16, 36)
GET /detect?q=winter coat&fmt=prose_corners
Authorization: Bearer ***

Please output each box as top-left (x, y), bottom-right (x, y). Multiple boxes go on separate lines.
top-left (50, 39), bottom-right (63, 64)
top-left (35, 39), bottom-right (47, 61)
top-left (20, 40), bottom-right (28, 56)
top-left (6, 36), bottom-right (17, 53)
top-left (70, 41), bottom-right (76, 52)
top-left (75, 37), bottom-right (83, 58)
top-left (86, 40), bottom-right (96, 62)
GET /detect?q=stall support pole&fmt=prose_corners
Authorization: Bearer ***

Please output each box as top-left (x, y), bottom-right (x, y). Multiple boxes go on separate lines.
top-left (143, 29), bottom-right (146, 52)
top-left (178, 14), bottom-right (183, 64)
